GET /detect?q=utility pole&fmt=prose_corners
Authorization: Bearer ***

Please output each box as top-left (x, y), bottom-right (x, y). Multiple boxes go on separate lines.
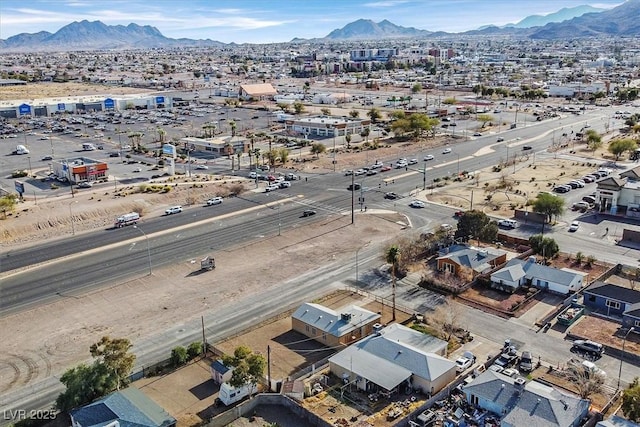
top-left (351, 173), bottom-right (355, 224)
top-left (267, 345), bottom-right (271, 392)
top-left (201, 316), bottom-right (206, 356)
top-left (422, 162), bottom-right (427, 190)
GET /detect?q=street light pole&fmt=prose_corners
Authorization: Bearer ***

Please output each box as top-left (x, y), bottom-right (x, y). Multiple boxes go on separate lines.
top-left (617, 326), bottom-right (635, 390)
top-left (134, 226), bottom-right (152, 276)
top-left (68, 201), bottom-right (78, 235)
top-left (27, 156), bottom-right (32, 177)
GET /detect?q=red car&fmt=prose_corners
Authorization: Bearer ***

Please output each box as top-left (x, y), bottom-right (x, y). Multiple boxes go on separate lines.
top-left (267, 175), bottom-right (276, 181)
top-left (380, 165), bottom-right (392, 172)
top-left (454, 211), bottom-right (465, 218)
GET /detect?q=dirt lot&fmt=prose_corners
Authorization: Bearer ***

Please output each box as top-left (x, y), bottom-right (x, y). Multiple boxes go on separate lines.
top-left (0, 82), bottom-right (154, 101)
top-left (570, 315), bottom-right (640, 356)
top-left (131, 290), bottom-right (412, 427)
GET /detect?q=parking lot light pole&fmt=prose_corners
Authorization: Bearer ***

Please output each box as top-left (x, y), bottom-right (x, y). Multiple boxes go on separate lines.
top-left (134, 225), bottom-right (152, 276)
top-left (617, 326), bottom-right (635, 390)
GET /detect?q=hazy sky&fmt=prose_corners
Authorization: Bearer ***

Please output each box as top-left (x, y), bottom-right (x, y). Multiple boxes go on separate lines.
top-left (0, 0), bottom-right (626, 43)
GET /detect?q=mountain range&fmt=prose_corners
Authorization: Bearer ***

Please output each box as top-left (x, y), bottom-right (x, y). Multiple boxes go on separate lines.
top-left (1, 1), bottom-right (639, 52)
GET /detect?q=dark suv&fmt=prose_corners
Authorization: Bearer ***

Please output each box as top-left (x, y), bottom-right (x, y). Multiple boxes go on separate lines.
top-left (572, 340), bottom-right (604, 357)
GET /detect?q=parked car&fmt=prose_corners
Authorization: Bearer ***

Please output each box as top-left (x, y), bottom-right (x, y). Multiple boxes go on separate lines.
top-left (571, 340), bottom-right (604, 357)
top-left (285, 173), bottom-right (298, 181)
top-left (569, 221), bottom-right (580, 232)
top-left (279, 181), bottom-right (291, 188)
top-left (76, 181), bottom-right (93, 188)
top-left (569, 180), bottom-right (585, 188)
top-left (165, 205), bottom-right (183, 215)
top-left (132, 167), bottom-right (142, 173)
top-left (195, 164), bottom-right (209, 170)
top-left (424, 154), bottom-right (435, 161)
top-left (249, 171), bottom-right (258, 179)
top-left (519, 351), bottom-right (533, 372)
top-left (344, 170), bottom-right (354, 176)
top-left (302, 210), bottom-right (316, 217)
top-left (572, 201), bottom-right (591, 211)
top-left (455, 357), bottom-right (474, 373)
top-left (409, 200), bottom-right (425, 208)
top-left (581, 175), bottom-right (596, 183)
top-left (582, 195), bottom-right (597, 204)
top-left (265, 184), bottom-right (279, 192)
top-left (554, 185), bottom-right (571, 193)
top-left (454, 210), bottom-right (464, 218)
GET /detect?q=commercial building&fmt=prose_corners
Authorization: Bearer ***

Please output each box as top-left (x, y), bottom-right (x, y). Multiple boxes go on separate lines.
top-left (284, 115), bottom-right (371, 138)
top-left (180, 136), bottom-right (249, 157)
top-left (52, 157), bottom-right (109, 184)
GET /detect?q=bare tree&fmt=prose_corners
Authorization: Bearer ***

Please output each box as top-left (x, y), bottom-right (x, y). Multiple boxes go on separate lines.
top-left (428, 299), bottom-right (465, 342)
top-left (565, 360), bottom-right (605, 399)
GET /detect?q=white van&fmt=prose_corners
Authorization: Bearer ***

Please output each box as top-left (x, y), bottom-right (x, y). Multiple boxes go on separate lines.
top-left (82, 143), bottom-right (96, 151)
top-left (218, 382), bottom-right (257, 406)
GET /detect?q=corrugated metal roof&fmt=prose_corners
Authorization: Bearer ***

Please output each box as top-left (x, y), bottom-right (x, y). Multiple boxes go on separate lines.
top-left (292, 303), bottom-right (380, 337)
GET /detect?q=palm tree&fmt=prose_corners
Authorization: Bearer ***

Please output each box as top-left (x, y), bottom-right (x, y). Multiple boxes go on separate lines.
top-left (156, 128), bottom-right (166, 147)
top-left (385, 245), bottom-right (401, 321)
top-left (229, 120), bottom-right (237, 139)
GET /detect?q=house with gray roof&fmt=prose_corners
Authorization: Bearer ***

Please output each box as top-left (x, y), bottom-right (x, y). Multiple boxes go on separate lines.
top-left (463, 369), bottom-right (589, 427)
top-left (596, 415), bottom-right (640, 427)
top-left (291, 302), bottom-right (381, 347)
top-left (595, 166), bottom-right (640, 218)
top-left (490, 256), bottom-right (585, 294)
top-left (437, 244), bottom-right (507, 277)
top-left (210, 359), bottom-right (233, 385)
top-left (584, 281), bottom-right (640, 329)
top-left (328, 323), bottom-right (455, 396)
top-left (70, 387), bottom-right (176, 427)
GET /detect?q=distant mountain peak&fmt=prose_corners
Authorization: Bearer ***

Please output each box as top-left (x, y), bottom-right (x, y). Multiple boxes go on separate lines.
top-left (325, 19), bottom-right (430, 40)
top-left (506, 5), bottom-right (606, 28)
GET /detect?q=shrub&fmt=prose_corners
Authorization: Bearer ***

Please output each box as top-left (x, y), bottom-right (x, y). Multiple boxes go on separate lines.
top-left (171, 346), bottom-right (188, 367)
top-left (187, 342), bottom-right (203, 360)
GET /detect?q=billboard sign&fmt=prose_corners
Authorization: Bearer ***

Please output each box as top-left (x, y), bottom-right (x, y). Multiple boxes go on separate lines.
top-left (155, 96), bottom-right (165, 104)
top-left (57, 103), bottom-right (66, 111)
top-left (104, 98), bottom-right (115, 109)
top-left (162, 144), bottom-right (177, 157)
top-left (19, 104), bottom-right (31, 115)
top-left (15, 180), bottom-right (25, 195)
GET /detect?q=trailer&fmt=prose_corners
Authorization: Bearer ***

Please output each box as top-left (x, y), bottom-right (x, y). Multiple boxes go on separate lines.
top-left (114, 212), bottom-right (140, 228)
top-left (217, 382), bottom-right (256, 406)
top-left (557, 303), bottom-right (584, 326)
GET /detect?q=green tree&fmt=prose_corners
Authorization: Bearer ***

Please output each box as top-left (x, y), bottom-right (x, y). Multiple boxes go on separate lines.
top-left (56, 363), bottom-right (114, 411)
top-left (89, 336), bottom-right (136, 390)
top-left (320, 107), bottom-right (331, 116)
top-left (277, 147), bottom-right (289, 166)
top-left (292, 101), bottom-right (305, 115)
top-left (361, 127), bottom-right (371, 144)
top-left (411, 83), bottom-right (423, 94)
top-left (222, 346), bottom-right (266, 392)
top-left (0, 194), bottom-right (18, 218)
top-left (385, 245), bottom-right (401, 321)
top-left (156, 127), bottom-right (166, 146)
top-left (367, 107), bottom-right (382, 123)
top-left (345, 133), bottom-right (352, 148)
top-left (310, 143), bottom-right (326, 158)
top-left (228, 120), bottom-right (237, 138)
top-left (276, 102), bottom-right (290, 113)
top-left (532, 192), bottom-right (565, 231)
top-left (609, 138), bottom-right (638, 161)
top-left (171, 346), bottom-right (188, 367)
top-left (454, 210), bottom-right (498, 244)
top-left (528, 234), bottom-right (559, 261)
top-left (622, 378), bottom-right (640, 422)
top-left (477, 114), bottom-right (494, 128)
top-left (588, 139), bottom-right (603, 154)
top-left (349, 109), bottom-right (360, 118)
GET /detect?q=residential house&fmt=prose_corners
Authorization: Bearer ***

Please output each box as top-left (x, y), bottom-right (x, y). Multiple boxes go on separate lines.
top-left (437, 244), bottom-right (507, 277)
top-left (328, 323), bottom-right (455, 396)
top-left (210, 359), bottom-right (233, 385)
top-left (490, 257), bottom-right (585, 294)
top-left (583, 281), bottom-right (640, 329)
top-left (70, 387), bottom-right (176, 427)
top-left (463, 370), bottom-right (589, 427)
top-left (291, 302), bottom-right (381, 347)
top-left (596, 415), bottom-right (640, 427)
